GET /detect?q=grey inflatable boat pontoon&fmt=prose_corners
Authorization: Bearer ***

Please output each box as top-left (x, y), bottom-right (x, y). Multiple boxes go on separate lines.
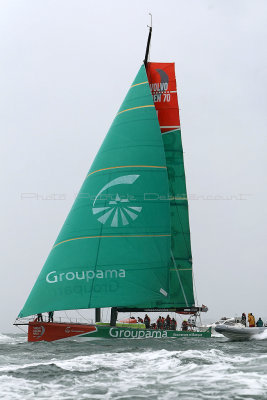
top-left (215, 325), bottom-right (266, 341)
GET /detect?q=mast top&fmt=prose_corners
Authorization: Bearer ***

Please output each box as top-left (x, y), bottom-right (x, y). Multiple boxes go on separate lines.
top-left (148, 13), bottom-right (152, 29)
top-left (144, 13), bottom-right (152, 67)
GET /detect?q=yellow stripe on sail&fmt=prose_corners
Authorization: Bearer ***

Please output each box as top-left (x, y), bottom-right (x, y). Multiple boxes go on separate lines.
top-left (117, 105), bottom-right (154, 115)
top-left (53, 234), bottom-right (171, 249)
top-left (87, 165), bottom-right (166, 177)
top-left (130, 81), bottom-right (148, 88)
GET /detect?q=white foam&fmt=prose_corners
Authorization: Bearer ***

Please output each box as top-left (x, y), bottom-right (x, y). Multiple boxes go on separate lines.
top-left (0, 333), bottom-right (12, 343)
top-left (0, 332), bottom-right (27, 345)
top-left (251, 329), bottom-right (267, 340)
top-left (1, 347), bottom-right (267, 399)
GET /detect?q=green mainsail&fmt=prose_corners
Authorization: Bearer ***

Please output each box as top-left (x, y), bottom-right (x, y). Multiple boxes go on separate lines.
top-left (19, 65), bottom-right (171, 317)
top-left (19, 64), bottom-right (195, 318)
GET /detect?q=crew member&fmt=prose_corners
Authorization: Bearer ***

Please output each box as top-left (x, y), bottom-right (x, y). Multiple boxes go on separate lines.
top-left (37, 313), bottom-right (43, 322)
top-left (256, 317), bottom-right (263, 327)
top-left (137, 317), bottom-right (144, 323)
top-left (144, 314), bottom-right (150, 329)
top-left (157, 316), bottom-right (162, 329)
top-left (165, 315), bottom-right (171, 330)
top-left (48, 311), bottom-right (54, 322)
top-left (170, 318), bottom-right (177, 331)
top-left (241, 313), bottom-right (246, 326)
top-left (248, 313), bottom-right (255, 327)
top-left (181, 320), bottom-right (188, 331)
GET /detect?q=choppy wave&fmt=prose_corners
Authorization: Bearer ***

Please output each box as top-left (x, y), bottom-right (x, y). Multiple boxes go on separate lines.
top-left (0, 334), bottom-right (267, 399)
top-left (0, 332), bottom-right (27, 345)
top-left (252, 329), bottom-right (267, 340)
top-left (0, 333), bottom-right (12, 343)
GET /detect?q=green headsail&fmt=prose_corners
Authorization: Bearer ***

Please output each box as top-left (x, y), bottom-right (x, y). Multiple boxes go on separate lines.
top-left (19, 65), bottom-right (171, 317)
top-left (143, 61), bottom-right (195, 310)
top-left (120, 128), bottom-right (195, 310)
top-left (161, 129), bottom-right (194, 307)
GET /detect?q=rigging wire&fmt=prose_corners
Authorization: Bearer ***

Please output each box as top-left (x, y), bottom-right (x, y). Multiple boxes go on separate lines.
top-left (76, 310), bottom-right (92, 324)
top-left (64, 311), bottom-right (69, 322)
top-left (16, 324), bottom-right (27, 335)
top-left (192, 271), bottom-right (202, 326)
top-left (171, 250), bottom-right (188, 307)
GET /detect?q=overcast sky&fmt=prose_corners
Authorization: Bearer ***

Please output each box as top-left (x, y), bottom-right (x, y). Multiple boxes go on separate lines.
top-left (1, 0), bottom-right (266, 332)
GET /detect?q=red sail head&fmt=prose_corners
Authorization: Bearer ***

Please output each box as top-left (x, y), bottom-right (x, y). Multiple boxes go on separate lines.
top-left (146, 62), bottom-right (181, 134)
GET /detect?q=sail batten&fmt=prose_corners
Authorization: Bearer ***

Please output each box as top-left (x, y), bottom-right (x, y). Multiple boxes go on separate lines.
top-left (130, 81), bottom-right (148, 88)
top-left (53, 234), bottom-right (172, 250)
top-left (117, 104), bottom-right (154, 115)
top-left (87, 165), bottom-right (167, 177)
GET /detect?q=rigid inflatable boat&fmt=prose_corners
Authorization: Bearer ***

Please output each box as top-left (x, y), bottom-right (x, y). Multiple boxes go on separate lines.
top-left (215, 325), bottom-right (266, 341)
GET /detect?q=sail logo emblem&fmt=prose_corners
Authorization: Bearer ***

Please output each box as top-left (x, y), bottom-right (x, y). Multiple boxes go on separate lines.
top-left (92, 175), bottom-right (142, 227)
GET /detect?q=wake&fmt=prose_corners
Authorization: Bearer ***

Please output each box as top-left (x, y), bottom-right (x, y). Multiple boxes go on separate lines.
top-left (0, 333), bottom-right (12, 343)
top-left (252, 329), bottom-right (267, 340)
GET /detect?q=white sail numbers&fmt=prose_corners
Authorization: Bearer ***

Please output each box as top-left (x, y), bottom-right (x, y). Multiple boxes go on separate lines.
top-left (149, 67), bottom-right (171, 103)
top-left (150, 82), bottom-right (171, 103)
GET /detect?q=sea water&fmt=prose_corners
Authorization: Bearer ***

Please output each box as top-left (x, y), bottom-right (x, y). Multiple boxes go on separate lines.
top-left (0, 332), bottom-right (267, 399)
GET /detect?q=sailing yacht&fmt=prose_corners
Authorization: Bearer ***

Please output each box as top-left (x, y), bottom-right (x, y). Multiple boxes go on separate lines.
top-left (15, 25), bottom-right (211, 341)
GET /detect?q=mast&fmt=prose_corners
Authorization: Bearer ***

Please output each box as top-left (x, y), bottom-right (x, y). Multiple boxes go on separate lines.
top-left (110, 307), bottom-right (118, 326)
top-left (144, 13), bottom-right (152, 67)
top-left (95, 308), bottom-right (101, 323)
